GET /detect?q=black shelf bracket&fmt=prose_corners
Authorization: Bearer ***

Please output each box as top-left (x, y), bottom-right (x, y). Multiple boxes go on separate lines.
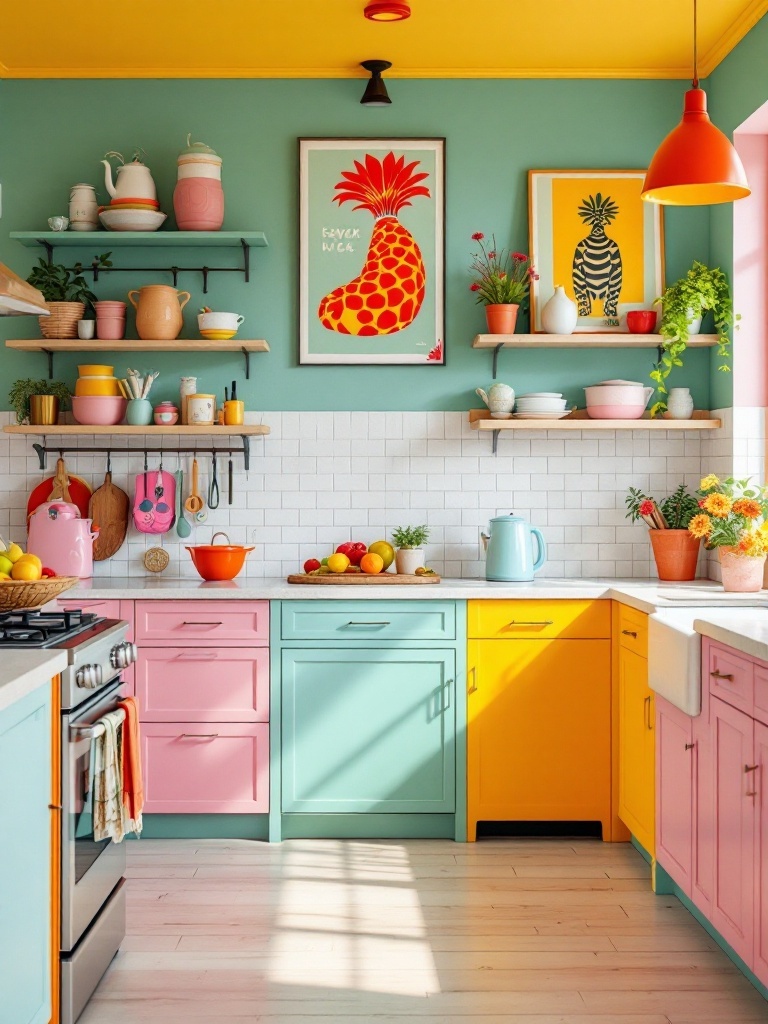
top-left (491, 429), bottom-right (500, 456)
top-left (42, 349), bottom-right (54, 380)
top-left (31, 437), bottom-right (254, 473)
top-left (241, 238), bottom-right (251, 282)
top-left (492, 343), bottom-right (504, 380)
top-left (242, 347), bottom-right (251, 380)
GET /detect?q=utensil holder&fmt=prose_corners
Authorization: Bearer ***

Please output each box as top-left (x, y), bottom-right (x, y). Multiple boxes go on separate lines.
top-left (125, 399), bottom-right (153, 426)
top-left (223, 400), bottom-right (244, 425)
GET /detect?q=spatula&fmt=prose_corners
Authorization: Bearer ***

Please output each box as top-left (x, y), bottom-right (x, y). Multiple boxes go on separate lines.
top-left (175, 469), bottom-right (191, 538)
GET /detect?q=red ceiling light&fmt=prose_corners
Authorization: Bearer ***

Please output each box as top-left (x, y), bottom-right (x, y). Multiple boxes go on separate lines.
top-left (364, 1), bottom-right (411, 22)
top-left (642, 0), bottom-right (750, 205)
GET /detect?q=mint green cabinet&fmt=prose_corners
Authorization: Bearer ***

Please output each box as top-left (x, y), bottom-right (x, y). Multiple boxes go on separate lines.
top-left (0, 684), bottom-right (52, 1024)
top-left (281, 648), bottom-right (456, 813)
top-left (281, 600), bottom-right (456, 642)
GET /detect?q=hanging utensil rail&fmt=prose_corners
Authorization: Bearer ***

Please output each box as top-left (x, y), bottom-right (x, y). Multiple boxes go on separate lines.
top-left (31, 439), bottom-right (253, 472)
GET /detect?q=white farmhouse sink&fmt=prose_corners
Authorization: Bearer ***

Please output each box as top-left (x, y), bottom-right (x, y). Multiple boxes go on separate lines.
top-left (648, 610), bottom-right (703, 716)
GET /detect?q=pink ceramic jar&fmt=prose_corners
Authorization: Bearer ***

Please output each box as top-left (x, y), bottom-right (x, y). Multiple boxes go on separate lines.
top-left (154, 401), bottom-right (179, 426)
top-left (173, 136), bottom-right (224, 231)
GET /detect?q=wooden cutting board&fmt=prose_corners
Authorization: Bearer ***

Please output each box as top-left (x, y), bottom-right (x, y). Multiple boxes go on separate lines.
top-left (27, 458), bottom-right (92, 519)
top-left (287, 573), bottom-right (441, 585)
top-left (88, 471), bottom-right (130, 561)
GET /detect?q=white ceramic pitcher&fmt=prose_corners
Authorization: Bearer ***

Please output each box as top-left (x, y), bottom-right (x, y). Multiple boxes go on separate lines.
top-left (102, 151), bottom-right (158, 201)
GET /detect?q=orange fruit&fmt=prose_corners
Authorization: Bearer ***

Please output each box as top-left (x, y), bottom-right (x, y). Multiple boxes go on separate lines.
top-left (360, 552), bottom-right (384, 575)
top-left (17, 553), bottom-right (42, 572)
top-left (326, 552), bottom-right (350, 574)
top-left (11, 559), bottom-right (42, 581)
top-left (367, 540), bottom-right (394, 570)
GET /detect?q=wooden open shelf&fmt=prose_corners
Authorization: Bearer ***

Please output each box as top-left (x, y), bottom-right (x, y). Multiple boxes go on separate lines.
top-left (472, 332), bottom-right (718, 349)
top-left (3, 424), bottom-right (269, 436)
top-left (10, 231), bottom-right (268, 249)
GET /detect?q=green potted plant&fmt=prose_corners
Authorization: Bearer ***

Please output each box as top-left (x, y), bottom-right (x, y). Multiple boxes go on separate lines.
top-left (650, 260), bottom-right (737, 417)
top-left (9, 378), bottom-right (71, 426)
top-left (625, 483), bottom-right (702, 581)
top-left (26, 253), bottom-right (111, 340)
top-left (391, 524), bottom-right (430, 575)
top-left (469, 232), bottom-right (537, 335)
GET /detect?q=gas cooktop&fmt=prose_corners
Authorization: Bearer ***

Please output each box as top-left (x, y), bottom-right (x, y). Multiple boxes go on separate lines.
top-left (0, 609), bottom-right (103, 648)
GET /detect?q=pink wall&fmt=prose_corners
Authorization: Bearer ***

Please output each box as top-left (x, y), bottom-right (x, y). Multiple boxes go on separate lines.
top-left (733, 129), bottom-right (768, 407)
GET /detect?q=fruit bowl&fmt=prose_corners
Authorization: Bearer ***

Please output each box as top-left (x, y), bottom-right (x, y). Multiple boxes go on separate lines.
top-left (0, 576), bottom-right (79, 612)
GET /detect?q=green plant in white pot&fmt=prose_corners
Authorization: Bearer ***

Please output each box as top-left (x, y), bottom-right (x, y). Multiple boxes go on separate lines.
top-left (391, 524), bottom-right (430, 575)
top-left (650, 260), bottom-right (737, 417)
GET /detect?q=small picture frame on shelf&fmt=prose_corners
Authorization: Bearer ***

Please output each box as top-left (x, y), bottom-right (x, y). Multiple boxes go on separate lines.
top-left (528, 170), bottom-right (664, 333)
top-left (298, 137), bottom-right (445, 365)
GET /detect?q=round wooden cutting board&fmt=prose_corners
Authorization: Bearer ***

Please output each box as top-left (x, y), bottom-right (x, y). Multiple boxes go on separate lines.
top-left (286, 573), bottom-right (441, 584)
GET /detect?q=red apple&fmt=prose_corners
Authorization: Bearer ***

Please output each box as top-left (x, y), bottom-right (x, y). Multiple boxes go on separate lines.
top-left (303, 558), bottom-right (321, 574)
top-left (336, 541), bottom-right (367, 566)
top-left (40, 567), bottom-right (57, 578)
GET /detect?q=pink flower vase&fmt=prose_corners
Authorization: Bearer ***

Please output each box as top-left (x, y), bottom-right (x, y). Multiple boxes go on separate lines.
top-left (718, 546), bottom-right (766, 592)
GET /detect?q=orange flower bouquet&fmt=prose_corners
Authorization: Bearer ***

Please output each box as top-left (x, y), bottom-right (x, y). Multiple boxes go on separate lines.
top-left (690, 475), bottom-right (768, 592)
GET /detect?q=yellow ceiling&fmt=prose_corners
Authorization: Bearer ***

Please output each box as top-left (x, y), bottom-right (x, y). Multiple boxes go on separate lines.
top-left (0, 0), bottom-right (765, 79)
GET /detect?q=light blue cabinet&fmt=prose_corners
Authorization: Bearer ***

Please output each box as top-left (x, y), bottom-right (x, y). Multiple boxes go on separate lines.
top-left (281, 647), bottom-right (456, 813)
top-left (0, 684), bottom-right (52, 1024)
top-left (281, 600), bottom-right (456, 642)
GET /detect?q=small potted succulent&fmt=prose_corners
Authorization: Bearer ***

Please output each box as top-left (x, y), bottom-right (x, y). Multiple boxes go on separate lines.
top-left (625, 483), bottom-right (702, 581)
top-left (469, 232), bottom-right (537, 335)
top-left (689, 475), bottom-right (768, 593)
top-left (9, 378), bottom-right (72, 426)
top-left (26, 253), bottom-right (111, 339)
top-left (650, 260), bottom-right (737, 416)
top-left (391, 524), bottom-right (430, 575)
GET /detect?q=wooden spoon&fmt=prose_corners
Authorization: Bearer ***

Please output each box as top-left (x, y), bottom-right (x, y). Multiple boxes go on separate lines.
top-left (184, 458), bottom-right (204, 515)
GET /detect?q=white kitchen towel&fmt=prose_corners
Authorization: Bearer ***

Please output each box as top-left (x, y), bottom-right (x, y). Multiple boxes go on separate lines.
top-left (91, 708), bottom-right (127, 843)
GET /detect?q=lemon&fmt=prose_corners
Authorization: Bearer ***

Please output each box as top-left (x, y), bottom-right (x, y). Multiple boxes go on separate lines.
top-left (326, 552), bottom-right (350, 574)
top-left (0, 555), bottom-right (13, 576)
top-left (368, 540), bottom-right (395, 570)
top-left (17, 553), bottom-right (42, 572)
top-left (11, 559), bottom-right (42, 581)
top-left (6, 543), bottom-right (24, 564)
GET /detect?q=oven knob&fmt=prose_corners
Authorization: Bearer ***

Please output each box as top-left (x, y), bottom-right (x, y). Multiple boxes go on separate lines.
top-left (127, 642), bottom-right (138, 666)
top-left (76, 663), bottom-right (103, 689)
top-left (110, 642), bottom-right (133, 669)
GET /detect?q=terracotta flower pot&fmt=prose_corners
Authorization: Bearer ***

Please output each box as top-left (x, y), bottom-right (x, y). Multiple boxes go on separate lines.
top-left (649, 529), bottom-right (701, 581)
top-left (485, 303), bottom-right (519, 335)
top-left (718, 546), bottom-right (766, 593)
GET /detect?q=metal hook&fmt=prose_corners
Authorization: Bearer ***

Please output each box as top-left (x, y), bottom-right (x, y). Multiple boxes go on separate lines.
top-left (107, 451), bottom-right (111, 475)
top-left (144, 450), bottom-right (148, 472)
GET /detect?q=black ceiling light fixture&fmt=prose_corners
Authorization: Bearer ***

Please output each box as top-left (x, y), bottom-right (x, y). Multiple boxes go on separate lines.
top-left (360, 60), bottom-right (392, 106)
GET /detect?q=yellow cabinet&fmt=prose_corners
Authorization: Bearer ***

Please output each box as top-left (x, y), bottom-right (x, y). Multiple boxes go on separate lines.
top-left (467, 605), bottom-right (612, 842)
top-left (617, 610), bottom-right (655, 856)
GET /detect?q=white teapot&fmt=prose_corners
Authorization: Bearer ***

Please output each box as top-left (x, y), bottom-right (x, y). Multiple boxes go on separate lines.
top-left (102, 151), bottom-right (158, 202)
top-left (476, 382), bottom-right (515, 418)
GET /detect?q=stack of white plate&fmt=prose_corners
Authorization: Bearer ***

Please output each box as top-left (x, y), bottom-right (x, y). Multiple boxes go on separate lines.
top-left (513, 393), bottom-right (570, 419)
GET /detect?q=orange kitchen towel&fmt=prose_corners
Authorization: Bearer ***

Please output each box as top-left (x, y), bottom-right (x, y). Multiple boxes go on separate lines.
top-left (117, 696), bottom-right (144, 828)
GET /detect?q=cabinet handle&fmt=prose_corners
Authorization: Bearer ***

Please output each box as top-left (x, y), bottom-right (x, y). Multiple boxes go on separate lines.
top-left (181, 621), bottom-right (223, 626)
top-left (48, 803), bottom-right (62, 810)
top-left (174, 652), bottom-right (219, 660)
top-left (468, 666), bottom-right (478, 693)
top-left (711, 670), bottom-right (735, 681)
top-left (745, 764), bottom-right (759, 773)
top-left (644, 695), bottom-right (653, 730)
top-left (685, 743), bottom-right (695, 750)
top-left (507, 620), bottom-right (554, 626)
top-left (443, 680), bottom-right (453, 711)
top-left (345, 621), bottom-right (391, 627)
top-left (180, 733), bottom-right (219, 738)
top-left (622, 629), bottom-right (638, 638)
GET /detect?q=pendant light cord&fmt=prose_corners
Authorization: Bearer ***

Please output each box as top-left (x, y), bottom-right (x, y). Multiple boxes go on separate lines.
top-left (692, 0), bottom-right (699, 88)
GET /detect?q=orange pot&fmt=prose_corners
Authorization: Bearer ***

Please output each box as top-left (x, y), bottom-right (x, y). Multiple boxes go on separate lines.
top-left (649, 529), bottom-right (701, 581)
top-left (186, 531), bottom-right (254, 581)
top-left (485, 303), bottom-right (519, 335)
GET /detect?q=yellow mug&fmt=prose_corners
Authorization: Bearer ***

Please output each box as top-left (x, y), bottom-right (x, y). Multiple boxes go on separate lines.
top-left (224, 400), bottom-right (244, 425)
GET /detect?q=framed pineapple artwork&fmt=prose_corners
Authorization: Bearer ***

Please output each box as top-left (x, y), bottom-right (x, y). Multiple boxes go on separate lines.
top-left (299, 138), bottom-right (445, 364)
top-left (528, 170), bottom-right (664, 333)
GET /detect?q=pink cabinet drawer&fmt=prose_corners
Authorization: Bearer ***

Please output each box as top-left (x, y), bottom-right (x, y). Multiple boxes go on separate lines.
top-left (135, 600), bottom-right (268, 645)
top-left (707, 640), bottom-right (754, 715)
top-left (60, 598), bottom-right (136, 697)
top-left (136, 647), bottom-right (269, 722)
top-left (141, 722), bottom-right (269, 813)
top-left (754, 665), bottom-right (768, 727)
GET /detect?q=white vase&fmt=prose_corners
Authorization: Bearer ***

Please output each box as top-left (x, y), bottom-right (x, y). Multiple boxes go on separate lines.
top-left (667, 387), bottom-right (694, 419)
top-left (540, 286), bottom-right (578, 334)
top-left (687, 311), bottom-right (703, 335)
top-left (395, 548), bottom-right (424, 575)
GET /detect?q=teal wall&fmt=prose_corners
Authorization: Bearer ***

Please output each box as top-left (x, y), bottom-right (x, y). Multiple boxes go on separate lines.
top-left (707, 13), bottom-right (768, 409)
top-left (0, 77), bottom-right (714, 411)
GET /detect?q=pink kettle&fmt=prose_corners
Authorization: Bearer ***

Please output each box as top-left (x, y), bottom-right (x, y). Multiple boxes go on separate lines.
top-left (27, 501), bottom-right (99, 578)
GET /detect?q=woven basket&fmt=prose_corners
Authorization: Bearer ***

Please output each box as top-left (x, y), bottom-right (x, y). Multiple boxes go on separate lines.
top-left (0, 576), bottom-right (79, 612)
top-left (39, 302), bottom-right (86, 340)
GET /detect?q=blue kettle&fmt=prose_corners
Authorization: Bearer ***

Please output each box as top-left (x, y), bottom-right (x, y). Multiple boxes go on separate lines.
top-left (481, 513), bottom-right (547, 582)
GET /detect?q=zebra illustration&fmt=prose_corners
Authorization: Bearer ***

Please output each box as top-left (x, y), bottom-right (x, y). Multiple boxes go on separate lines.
top-left (572, 193), bottom-right (622, 318)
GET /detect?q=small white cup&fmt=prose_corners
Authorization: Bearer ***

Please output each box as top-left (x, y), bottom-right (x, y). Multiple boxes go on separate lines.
top-left (48, 216), bottom-right (69, 231)
top-left (77, 320), bottom-right (96, 340)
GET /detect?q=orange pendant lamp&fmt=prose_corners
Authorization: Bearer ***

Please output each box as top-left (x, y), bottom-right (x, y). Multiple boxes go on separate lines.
top-left (642, 0), bottom-right (750, 206)
top-left (364, 1), bottom-right (411, 21)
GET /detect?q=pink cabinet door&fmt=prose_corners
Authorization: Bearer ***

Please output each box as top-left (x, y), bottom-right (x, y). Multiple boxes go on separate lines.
top-left (754, 664), bottom-right (768, 727)
top-left (135, 600), bottom-right (268, 646)
top-left (692, 677), bottom-right (714, 915)
top-left (60, 597), bottom-right (136, 696)
top-left (141, 723), bottom-right (269, 813)
top-left (706, 638), bottom-right (754, 716)
top-left (710, 696), bottom-right (755, 963)
top-left (754, 720), bottom-right (768, 986)
top-left (135, 647), bottom-right (269, 722)
top-left (655, 696), bottom-right (693, 896)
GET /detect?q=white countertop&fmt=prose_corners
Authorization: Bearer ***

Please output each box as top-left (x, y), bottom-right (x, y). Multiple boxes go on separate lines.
top-left (62, 576), bottom-right (768, 614)
top-left (0, 650), bottom-right (67, 714)
top-left (694, 609), bottom-right (768, 662)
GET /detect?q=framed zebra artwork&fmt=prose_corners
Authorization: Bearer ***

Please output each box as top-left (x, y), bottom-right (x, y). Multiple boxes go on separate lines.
top-left (298, 137), bottom-right (446, 365)
top-left (528, 170), bottom-right (664, 334)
